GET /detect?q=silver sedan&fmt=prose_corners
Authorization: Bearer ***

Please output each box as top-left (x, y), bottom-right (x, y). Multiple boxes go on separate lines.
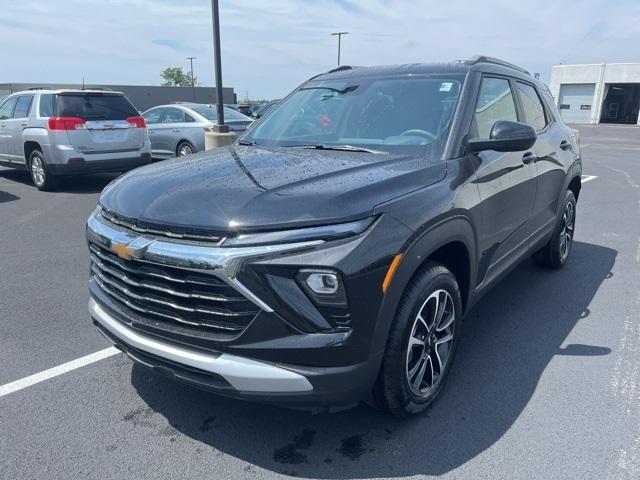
top-left (142, 103), bottom-right (253, 158)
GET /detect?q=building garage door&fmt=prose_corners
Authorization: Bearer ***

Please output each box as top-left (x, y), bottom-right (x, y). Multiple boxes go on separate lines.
top-left (558, 84), bottom-right (596, 124)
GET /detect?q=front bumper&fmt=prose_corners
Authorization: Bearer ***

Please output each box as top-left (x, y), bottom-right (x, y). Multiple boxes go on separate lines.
top-left (90, 295), bottom-right (377, 406)
top-left (90, 297), bottom-right (312, 393)
top-left (86, 209), bottom-right (411, 406)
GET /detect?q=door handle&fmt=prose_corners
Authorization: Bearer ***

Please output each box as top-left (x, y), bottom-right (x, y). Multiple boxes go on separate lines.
top-left (522, 152), bottom-right (537, 164)
top-left (560, 140), bottom-right (572, 151)
top-left (172, 129), bottom-right (181, 133)
top-left (148, 129), bottom-right (155, 133)
top-left (20, 122), bottom-right (28, 127)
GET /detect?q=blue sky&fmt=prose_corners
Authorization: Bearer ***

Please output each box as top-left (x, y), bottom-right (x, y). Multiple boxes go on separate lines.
top-left (1, 0), bottom-right (640, 99)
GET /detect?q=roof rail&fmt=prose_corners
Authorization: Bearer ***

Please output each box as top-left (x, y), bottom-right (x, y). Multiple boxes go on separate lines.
top-left (26, 86), bottom-right (54, 91)
top-left (463, 55), bottom-right (530, 75)
top-left (326, 65), bottom-right (358, 74)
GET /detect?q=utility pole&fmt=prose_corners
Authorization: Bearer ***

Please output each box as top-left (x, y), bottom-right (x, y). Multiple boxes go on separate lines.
top-left (186, 56), bottom-right (197, 102)
top-left (210, 0), bottom-right (227, 132)
top-left (330, 32), bottom-right (349, 66)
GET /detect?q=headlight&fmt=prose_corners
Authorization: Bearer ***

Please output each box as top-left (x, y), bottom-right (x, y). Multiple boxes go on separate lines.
top-left (221, 217), bottom-right (375, 247)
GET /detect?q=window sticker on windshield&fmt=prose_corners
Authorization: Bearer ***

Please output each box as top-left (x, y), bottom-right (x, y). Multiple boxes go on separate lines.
top-left (440, 82), bottom-right (453, 92)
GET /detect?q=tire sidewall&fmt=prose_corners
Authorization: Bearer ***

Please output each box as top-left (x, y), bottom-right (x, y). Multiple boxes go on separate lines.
top-left (29, 150), bottom-right (47, 188)
top-left (177, 141), bottom-right (194, 157)
top-left (381, 265), bottom-right (463, 415)
top-left (550, 190), bottom-right (577, 267)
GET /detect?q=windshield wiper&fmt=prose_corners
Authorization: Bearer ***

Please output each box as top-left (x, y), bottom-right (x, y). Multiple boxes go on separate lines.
top-left (238, 140), bottom-right (257, 146)
top-left (283, 144), bottom-right (388, 154)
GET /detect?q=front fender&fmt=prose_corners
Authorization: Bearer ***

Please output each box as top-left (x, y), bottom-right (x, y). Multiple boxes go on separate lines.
top-left (368, 213), bottom-right (478, 360)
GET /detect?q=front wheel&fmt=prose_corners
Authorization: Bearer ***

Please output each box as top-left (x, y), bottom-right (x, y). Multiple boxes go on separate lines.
top-left (532, 190), bottom-right (577, 269)
top-left (373, 262), bottom-right (462, 417)
top-left (29, 150), bottom-right (59, 191)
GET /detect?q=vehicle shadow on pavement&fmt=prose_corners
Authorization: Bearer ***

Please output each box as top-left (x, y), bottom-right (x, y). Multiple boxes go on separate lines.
top-left (0, 190), bottom-right (20, 203)
top-left (0, 169), bottom-right (119, 194)
top-left (131, 240), bottom-right (616, 478)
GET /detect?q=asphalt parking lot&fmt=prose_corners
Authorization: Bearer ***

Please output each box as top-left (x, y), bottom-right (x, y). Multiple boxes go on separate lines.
top-left (1, 124), bottom-right (639, 480)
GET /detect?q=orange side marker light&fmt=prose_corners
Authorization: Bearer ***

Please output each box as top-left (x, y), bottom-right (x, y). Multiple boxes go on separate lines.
top-left (382, 253), bottom-right (404, 294)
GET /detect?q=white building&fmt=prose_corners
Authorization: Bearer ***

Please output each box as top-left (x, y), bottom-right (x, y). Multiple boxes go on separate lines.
top-left (548, 63), bottom-right (640, 125)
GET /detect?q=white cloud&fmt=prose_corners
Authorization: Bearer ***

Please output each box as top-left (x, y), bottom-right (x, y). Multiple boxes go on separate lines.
top-left (1, 0), bottom-right (639, 99)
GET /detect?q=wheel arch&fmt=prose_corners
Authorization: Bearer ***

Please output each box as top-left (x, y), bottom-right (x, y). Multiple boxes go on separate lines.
top-left (370, 214), bottom-right (478, 359)
top-left (568, 174), bottom-right (581, 200)
top-left (23, 140), bottom-right (42, 161)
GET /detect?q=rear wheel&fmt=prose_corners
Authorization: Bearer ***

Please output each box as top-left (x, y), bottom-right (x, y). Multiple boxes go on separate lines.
top-left (373, 262), bottom-right (462, 417)
top-left (29, 149), bottom-right (59, 191)
top-left (532, 190), bottom-right (576, 269)
top-left (177, 141), bottom-right (195, 157)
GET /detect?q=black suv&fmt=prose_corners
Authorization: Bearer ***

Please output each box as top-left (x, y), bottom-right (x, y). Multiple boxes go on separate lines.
top-left (87, 56), bottom-right (581, 416)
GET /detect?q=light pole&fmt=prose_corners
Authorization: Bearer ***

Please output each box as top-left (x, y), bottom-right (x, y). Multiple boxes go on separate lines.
top-left (210, 0), bottom-right (227, 132)
top-left (330, 32), bottom-right (349, 66)
top-left (186, 56), bottom-right (197, 102)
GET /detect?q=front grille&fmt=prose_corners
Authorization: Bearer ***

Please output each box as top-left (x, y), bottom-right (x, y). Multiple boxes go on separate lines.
top-left (100, 208), bottom-right (226, 243)
top-left (89, 243), bottom-right (259, 336)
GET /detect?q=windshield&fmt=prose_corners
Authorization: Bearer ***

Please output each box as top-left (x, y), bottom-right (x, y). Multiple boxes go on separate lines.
top-left (192, 105), bottom-right (250, 122)
top-left (243, 75), bottom-right (463, 155)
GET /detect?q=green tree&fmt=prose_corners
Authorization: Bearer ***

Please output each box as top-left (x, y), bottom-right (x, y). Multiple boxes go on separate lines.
top-left (160, 67), bottom-right (198, 87)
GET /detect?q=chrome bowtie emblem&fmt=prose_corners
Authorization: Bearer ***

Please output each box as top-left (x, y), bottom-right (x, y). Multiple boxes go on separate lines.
top-left (110, 237), bottom-right (153, 260)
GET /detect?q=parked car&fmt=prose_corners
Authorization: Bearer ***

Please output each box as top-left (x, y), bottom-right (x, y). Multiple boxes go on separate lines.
top-left (252, 99), bottom-right (280, 119)
top-left (142, 103), bottom-right (253, 158)
top-left (225, 103), bottom-right (255, 117)
top-left (87, 56), bottom-right (582, 416)
top-left (0, 89), bottom-right (151, 190)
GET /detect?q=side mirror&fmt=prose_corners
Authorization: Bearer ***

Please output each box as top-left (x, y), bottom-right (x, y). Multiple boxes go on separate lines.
top-left (468, 120), bottom-right (536, 153)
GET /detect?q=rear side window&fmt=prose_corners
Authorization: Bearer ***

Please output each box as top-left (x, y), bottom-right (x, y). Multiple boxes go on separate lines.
top-left (143, 108), bottom-right (164, 124)
top-left (162, 108), bottom-right (185, 123)
top-left (472, 77), bottom-right (518, 139)
top-left (56, 93), bottom-right (138, 120)
top-left (13, 96), bottom-right (33, 118)
top-left (0, 97), bottom-right (18, 119)
top-left (39, 94), bottom-right (54, 117)
top-left (516, 82), bottom-right (547, 131)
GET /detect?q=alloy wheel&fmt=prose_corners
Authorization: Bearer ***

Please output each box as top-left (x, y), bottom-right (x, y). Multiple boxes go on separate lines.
top-left (559, 200), bottom-right (575, 260)
top-left (178, 144), bottom-right (193, 156)
top-left (405, 289), bottom-right (456, 397)
top-left (31, 155), bottom-right (46, 186)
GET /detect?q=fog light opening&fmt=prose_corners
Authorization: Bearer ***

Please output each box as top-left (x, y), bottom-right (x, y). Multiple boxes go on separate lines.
top-left (305, 272), bottom-right (339, 295)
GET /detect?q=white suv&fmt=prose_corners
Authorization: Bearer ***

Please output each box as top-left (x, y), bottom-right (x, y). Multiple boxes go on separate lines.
top-left (0, 89), bottom-right (152, 190)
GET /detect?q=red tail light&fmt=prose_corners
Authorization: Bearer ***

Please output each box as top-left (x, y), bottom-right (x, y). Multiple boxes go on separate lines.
top-left (48, 117), bottom-right (86, 130)
top-left (126, 116), bottom-right (146, 128)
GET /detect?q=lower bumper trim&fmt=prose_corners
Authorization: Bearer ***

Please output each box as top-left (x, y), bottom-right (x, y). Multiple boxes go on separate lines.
top-left (89, 298), bottom-right (313, 393)
top-left (48, 155), bottom-right (151, 175)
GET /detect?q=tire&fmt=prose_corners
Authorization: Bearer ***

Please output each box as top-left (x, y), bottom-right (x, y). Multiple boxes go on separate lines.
top-left (373, 261), bottom-right (462, 417)
top-left (532, 190), bottom-right (576, 269)
top-left (176, 141), bottom-right (195, 157)
top-left (29, 149), bottom-right (59, 191)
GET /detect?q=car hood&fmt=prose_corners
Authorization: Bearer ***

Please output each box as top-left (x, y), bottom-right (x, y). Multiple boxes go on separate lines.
top-left (99, 145), bottom-right (446, 232)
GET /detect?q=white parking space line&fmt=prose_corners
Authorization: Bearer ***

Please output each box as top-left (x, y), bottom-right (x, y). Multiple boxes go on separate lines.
top-left (0, 347), bottom-right (120, 398)
top-left (582, 175), bottom-right (598, 183)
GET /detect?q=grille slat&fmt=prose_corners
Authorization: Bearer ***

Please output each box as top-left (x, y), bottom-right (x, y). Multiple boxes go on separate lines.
top-left (90, 243), bottom-right (259, 335)
top-left (90, 253), bottom-right (242, 303)
top-left (89, 244), bottom-right (229, 288)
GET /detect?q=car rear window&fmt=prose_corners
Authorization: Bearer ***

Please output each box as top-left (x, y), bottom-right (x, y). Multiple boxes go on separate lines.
top-left (55, 93), bottom-right (138, 120)
top-left (192, 106), bottom-right (249, 122)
